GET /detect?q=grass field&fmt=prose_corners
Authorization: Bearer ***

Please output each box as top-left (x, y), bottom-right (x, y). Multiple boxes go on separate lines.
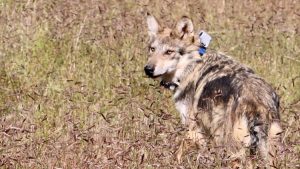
top-left (0, 0), bottom-right (299, 168)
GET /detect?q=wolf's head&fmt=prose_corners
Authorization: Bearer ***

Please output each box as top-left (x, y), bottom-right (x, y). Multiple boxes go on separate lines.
top-left (144, 14), bottom-right (200, 81)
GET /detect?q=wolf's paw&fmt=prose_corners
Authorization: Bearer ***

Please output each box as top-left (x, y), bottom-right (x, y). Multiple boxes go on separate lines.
top-left (175, 138), bottom-right (198, 164)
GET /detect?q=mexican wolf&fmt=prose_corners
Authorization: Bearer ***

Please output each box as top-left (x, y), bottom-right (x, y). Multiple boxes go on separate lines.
top-left (144, 14), bottom-right (283, 168)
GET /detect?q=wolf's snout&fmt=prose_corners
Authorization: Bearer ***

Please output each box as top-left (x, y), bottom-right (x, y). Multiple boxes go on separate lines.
top-left (144, 65), bottom-right (154, 77)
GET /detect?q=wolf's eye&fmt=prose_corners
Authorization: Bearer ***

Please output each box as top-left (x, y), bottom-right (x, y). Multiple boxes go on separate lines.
top-left (149, 47), bottom-right (155, 52)
top-left (165, 50), bottom-right (174, 55)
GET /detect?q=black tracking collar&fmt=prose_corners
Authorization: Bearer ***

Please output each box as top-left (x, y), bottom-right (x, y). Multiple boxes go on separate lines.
top-left (160, 80), bottom-right (178, 89)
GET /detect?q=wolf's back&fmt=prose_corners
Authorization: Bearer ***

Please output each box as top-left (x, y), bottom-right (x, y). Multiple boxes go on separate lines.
top-left (181, 52), bottom-right (282, 159)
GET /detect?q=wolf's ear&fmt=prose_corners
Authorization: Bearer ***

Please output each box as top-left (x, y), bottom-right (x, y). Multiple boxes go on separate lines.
top-left (176, 16), bottom-right (194, 39)
top-left (147, 13), bottom-right (160, 38)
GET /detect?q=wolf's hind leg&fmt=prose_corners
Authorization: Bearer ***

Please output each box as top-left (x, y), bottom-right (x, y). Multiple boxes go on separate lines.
top-left (262, 122), bottom-right (283, 168)
top-left (253, 120), bottom-right (283, 168)
top-left (231, 115), bottom-right (258, 168)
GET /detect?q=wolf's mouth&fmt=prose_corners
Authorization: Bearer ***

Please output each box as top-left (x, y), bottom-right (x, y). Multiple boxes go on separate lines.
top-left (144, 66), bottom-right (165, 79)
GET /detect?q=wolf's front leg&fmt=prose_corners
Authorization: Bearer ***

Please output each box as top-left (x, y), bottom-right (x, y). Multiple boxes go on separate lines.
top-left (176, 126), bottom-right (207, 163)
top-left (186, 108), bottom-right (207, 145)
top-left (187, 128), bottom-right (206, 144)
top-left (176, 110), bottom-right (207, 163)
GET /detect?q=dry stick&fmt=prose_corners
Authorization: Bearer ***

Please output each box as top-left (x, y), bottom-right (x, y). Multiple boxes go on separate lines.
top-left (74, 14), bottom-right (88, 52)
top-left (283, 56), bottom-right (300, 63)
top-left (2, 132), bottom-right (11, 137)
top-left (282, 121), bottom-right (292, 144)
top-left (69, 14), bottom-right (88, 73)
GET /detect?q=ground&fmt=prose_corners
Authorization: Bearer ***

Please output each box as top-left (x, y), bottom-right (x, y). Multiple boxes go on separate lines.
top-left (0, 0), bottom-right (299, 168)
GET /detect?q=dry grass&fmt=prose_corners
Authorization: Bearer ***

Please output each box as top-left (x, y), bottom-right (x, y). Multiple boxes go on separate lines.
top-left (0, 0), bottom-right (299, 168)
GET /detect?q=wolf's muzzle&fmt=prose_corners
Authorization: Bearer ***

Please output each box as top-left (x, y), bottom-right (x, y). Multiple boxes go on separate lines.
top-left (144, 65), bottom-right (155, 77)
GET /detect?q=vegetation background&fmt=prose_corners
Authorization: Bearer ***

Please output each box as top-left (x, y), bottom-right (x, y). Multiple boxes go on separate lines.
top-left (0, 0), bottom-right (299, 168)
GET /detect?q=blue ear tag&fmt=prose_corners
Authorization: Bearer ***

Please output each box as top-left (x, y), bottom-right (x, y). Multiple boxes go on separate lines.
top-left (198, 31), bottom-right (212, 56)
top-left (198, 47), bottom-right (206, 56)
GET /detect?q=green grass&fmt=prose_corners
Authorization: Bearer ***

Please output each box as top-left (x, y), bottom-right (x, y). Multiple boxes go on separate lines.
top-left (0, 0), bottom-right (299, 168)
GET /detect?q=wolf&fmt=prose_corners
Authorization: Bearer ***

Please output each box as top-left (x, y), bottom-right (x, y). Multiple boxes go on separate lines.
top-left (144, 14), bottom-right (283, 168)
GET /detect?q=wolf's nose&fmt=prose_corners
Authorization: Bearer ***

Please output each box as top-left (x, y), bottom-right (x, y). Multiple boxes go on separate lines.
top-left (144, 65), bottom-right (154, 77)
